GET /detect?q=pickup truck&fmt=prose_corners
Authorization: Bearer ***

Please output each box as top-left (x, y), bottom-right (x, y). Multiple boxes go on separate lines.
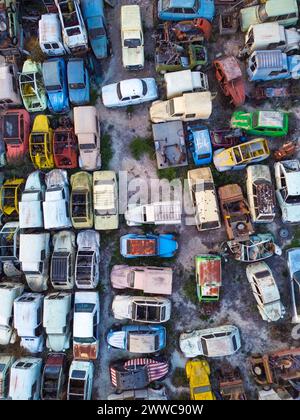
top-left (125, 201), bottom-right (182, 226)
top-left (121, 5), bottom-right (144, 70)
top-left (120, 233), bottom-right (178, 258)
top-left (19, 171), bottom-right (45, 229)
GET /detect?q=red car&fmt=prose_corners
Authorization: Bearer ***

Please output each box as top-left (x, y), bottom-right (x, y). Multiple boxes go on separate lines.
top-left (53, 127), bottom-right (78, 169)
top-left (210, 129), bottom-right (245, 149)
top-left (2, 109), bottom-right (30, 162)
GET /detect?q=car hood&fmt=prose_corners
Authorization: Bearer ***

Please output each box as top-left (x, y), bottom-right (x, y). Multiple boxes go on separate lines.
top-left (26, 275), bottom-right (48, 292)
top-left (48, 91), bottom-right (69, 113)
top-left (70, 87), bottom-right (89, 105)
top-left (122, 46), bottom-right (144, 67)
top-left (94, 214), bottom-right (119, 230)
top-left (158, 235), bottom-right (178, 257)
top-left (102, 83), bottom-right (120, 107)
top-left (261, 301), bottom-right (285, 322)
top-left (111, 266), bottom-right (130, 289)
top-left (180, 333), bottom-right (202, 357)
top-left (47, 333), bottom-right (70, 352)
top-left (150, 101), bottom-right (169, 123)
top-left (112, 296), bottom-right (132, 319)
top-left (0, 325), bottom-right (13, 345)
top-left (240, 6), bottom-right (259, 32)
top-left (288, 248), bottom-right (300, 275)
top-left (107, 331), bottom-right (126, 349)
top-left (213, 148), bottom-right (234, 170)
top-left (73, 342), bottom-right (98, 360)
top-left (91, 36), bottom-right (108, 59)
top-left (282, 203), bottom-right (300, 223)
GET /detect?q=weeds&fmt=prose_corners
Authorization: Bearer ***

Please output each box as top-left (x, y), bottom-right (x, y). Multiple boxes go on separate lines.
top-left (182, 278), bottom-right (197, 306)
top-left (171, 368), bottom-right (188, 387)
top-left (101, 133), bottom-right (113, 170)
top-left (129, 136), bottom-right (154, 160)
top-left (90, 87), bottom-right (99, 106)
top-left (157, 167), bottom-right (177, 181)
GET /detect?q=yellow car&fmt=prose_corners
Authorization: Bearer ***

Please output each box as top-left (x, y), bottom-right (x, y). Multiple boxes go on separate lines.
top-left (213, 138), bottom-right (270, 172)
top-left (29, 115), bottom-right (54, 169)
top-left (186, 359), bottom-right (216, 400)
top-left (70, 171), bottom-right (93, 229)
top-left (0, 178), bottom-right (25, 216)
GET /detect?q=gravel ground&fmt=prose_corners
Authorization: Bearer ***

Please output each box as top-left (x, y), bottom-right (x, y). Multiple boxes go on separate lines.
top-left (90, 0), bottom-right (300, 400)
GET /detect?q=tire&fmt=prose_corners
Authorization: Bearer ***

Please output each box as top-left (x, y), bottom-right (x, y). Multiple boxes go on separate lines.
top-left (291, 324), bottom-right (300, 340)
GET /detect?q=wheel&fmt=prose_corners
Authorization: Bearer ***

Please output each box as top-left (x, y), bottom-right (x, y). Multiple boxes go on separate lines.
top-left (291, 324), bottom-right (300, 340)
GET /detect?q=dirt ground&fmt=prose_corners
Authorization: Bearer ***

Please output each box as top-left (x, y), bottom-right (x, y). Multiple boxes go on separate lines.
top-left (91, 0), bottom-right (300, 400)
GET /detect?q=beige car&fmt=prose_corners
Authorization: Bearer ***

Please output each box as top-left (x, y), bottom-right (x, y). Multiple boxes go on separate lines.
top-left (111, 265), bottom-right (172, 295)
top-left (150, 92), bottom-right (212, 123)
top-left (70, 171), bottom-right (93, 229)
top-left (121, 5), bottom-right (144, 70)
top-left (188, 168), bottom-right (221, 231)
top-left (93, 171), bottom-right (118, 230)
top-left (74, 106), bottom-right (101, 171)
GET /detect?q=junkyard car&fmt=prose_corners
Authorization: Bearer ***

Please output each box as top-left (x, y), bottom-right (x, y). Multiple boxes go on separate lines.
top-left (20, 233), bottom-right (51, 292)
top-left (213, 138), bottom-right (270, 172)
top-left (187, 167), bottom-right (221, 231)
top-left (102, 78), bottom-right (158, 108)
top-left (107, 325), bottom-right (166, 354)
top-left (43, 291), bottom-right (72, 351)
top-left (70, 171), bottom-right (93, 229)
top-left (80, 0), bottom-right (109, 59)
top-left (39, 13), bottom-right (67, 56)
top-left (157, 0), bottom-right (215, 22)
top-left (2, 109), bottom-right (30, 162)
top-left (0, 0), bottom-right (20, 51)
top-left (195, 255), bottom-right (222, 302)
top-left (14, 293), bottom-right (45, 353)
top-left (0, 282), bottom-right (24, 345)
top-left (29, 115), bottom-right (54, 170)
top-left (110, 358), bottom-right (169, 392)
top-left (0, 62), bottom-right (22, 107)
top-left (180, 325), bottom-right (241, 358)
top-left (55, 0), bottom-right (88, 53)
top-left (0, 177), bottom-right (24, 216)
top-left (50, 230), bottom-right (76, 289)
top-left (111, 265), bottom-right (173, 295)
top-left (43, 169), bottom-right (71, 230)
top-left (186, 125), bottom-right (212, 166)
top-left (240, 0), bottom-right (299, 32)
top-left (214, 56), bottom-right (245, 107)
top-left (75, 230), bottom-right (100, 289)
top-left (67, 360), bottom-right (94, 400)
top-left (218, 184), bottom-right (254, 241)
top-left (19, 171), bottom-right (45, 229)
top-left (67, 58), bottom-right (90, 106)
top-left (246, 165), bottom-right (276, 223)
top-left (231, 110), bottom-right (288, 137)
top-left (120, 233), bottom-right (178, 258)
top-left (227, 233), bottom-right (282, 263)
top-left (125, 201), bottom-right (181, 226)
top-left (164, 69), bottom-right (209, 99)
top-left (150, 92), bottom-right (212, 123)
top-left (275, 159), bottom-right (300, 223)
top-left (43, 58), bottom-right (70, 114)
top-left (8, 357), bottom-right (42, 400)
top-left (19, 60), bottom-right (47, 113)
top-left (112, 296), bottom-right (171, 323)
top-left (53, 125), bottom-right (78, 169)
top-left (73, 291), bottom-right (100, 360)
top-left (107, 386), bottom-right (168, 401)
top-left (74, 106), bottom-right (101, 171)
top-left (41, 352), bottom-right (67, 400)
top-left (186, 359), bottom-right (216, 400)
top-left (210, 128), bottom-right (245, 149)
top-left (121, 5), bottom-right (144, 70)
top-left (287, 248), bottom-right (300, 324)
top-left (0, 222), bottom-right (21, 277)
top-left (93, 171), bottom-right (119, 230)
top-left (0, 354), bottom-right (15, 399)
top-left (246, 262), bottom-right (285, 322)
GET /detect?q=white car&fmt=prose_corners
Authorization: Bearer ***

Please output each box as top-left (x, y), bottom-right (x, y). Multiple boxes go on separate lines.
top-left (112, 296), bottom-right (171, 323)
top-left (0, 282), bottom-right (24, 345)
top-left (179, 325), bottom-right (241, 358)
top-left (19, 171), bottom-right (45, 229)
top-left (275, 160), bottom-right (300, 223)
top-left (246, 262), bottom-right (285, 322)
top-left (102, 78), bottom-right (158, 108)
top-left (93, 171), bottom-right (119, 230)
top-left (73, 292), bottom-right (100, 360)
top-left (67, 360), bottom-right (94, 400)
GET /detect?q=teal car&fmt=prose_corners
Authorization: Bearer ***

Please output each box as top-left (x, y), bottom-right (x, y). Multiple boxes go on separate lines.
top-left (120, 233), bottom-right (178, 258)
top-left (67, 58), bottom-right (90, 106)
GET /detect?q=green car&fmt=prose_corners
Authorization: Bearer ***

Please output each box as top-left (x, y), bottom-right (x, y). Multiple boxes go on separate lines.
top-left (230, 110), bottom-right (288, 137)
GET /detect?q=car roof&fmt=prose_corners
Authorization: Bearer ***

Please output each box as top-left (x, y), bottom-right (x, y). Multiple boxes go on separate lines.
top-left (68, 59), bottom-right (84, 83)
top-left (43, 61), bottom-right (61, 86)
top-left (170, 0), bottom-right (195, 7)
top-left (120, 79), bottom-right (143, 97)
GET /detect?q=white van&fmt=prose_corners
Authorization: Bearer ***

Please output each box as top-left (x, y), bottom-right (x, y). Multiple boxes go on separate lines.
top-left (14, 293), bottom-right (44, 353)
top-left (39, 14), bottom-right (67, 56)
top-left (74, 106), bottom-right (101, 171)
top-left (19, 233), bottom-right (51, 292)
top-left (9, 357), bottom-right (42, 400)
top-left (121, 5), bottom-right (144, 70)
top-left (0, 282), bottom-right (24, 345)
top-left (0, 61), bottom-right (22, 108)
top-left (43, 292), bottom-right (72, 352)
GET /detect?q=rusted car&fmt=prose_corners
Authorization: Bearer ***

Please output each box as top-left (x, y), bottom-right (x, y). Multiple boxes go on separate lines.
top-left (53, 126), bottom-right (78, 169)
top-left (110, 358), bottom-right (169, 392)
top-left (250, 348), bottom-right (300, 392)
top-left (210, 129), bottom-right (245, 149)
top-left (217, 367), bottom-right (247, 400)
top-left (41, 352), bottom-right (67, 400)
top-left (214, 56), bottom-right (245, 107)
top-left (2, 109), bottom-right (30, 162)
top-left (195, 255), bottom-right (222, 302)
top-left (218, 184), bottom-right (254, 242)
top-left (163, 19), bottom-right (212, 42)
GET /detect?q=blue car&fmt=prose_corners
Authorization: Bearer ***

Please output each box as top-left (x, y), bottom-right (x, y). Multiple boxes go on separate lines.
top-left (80, 0), bottom-right (109, 59)
top-left (158, 0), bottom-right (215, 22)
top-left (120, 233), bottom-right (178, 258)
top-left (187, 125), bottom-right (212, 166)
top-left (67, 58), bottom-right (90, 105)
top-left (42, 58), bottom-right (69, 114)
top-left (107, 325), bottom-right (166, 353)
